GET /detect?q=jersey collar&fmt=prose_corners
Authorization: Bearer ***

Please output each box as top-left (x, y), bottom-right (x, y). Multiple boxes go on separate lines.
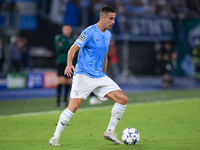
top-left (95, 24), bottom-right (106, 34)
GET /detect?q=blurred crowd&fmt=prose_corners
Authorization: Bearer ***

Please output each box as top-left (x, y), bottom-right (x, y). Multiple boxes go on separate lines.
top-left (0, 35), bottom-right (33, 73)
top-left (192, 39), bottom-right (200, 76)
top-left (88, 0), bottom-right (200, 18)
top-left (0, 0), bottom-right (18, 30)
top-left (1, 0), bottom-right (200, 17)
top-left (9, 35), bottom-right (32, 72)
top-left (0, 37), bottom-right (3, 72)
top-left (155, 41), bottom-right (177, 88)
top-left (64, 0), bottom-right (200, 23)
top-left (1, 0), bottom-right (200, 28)
top-left (0, 0), bottom-right (17, 11)
top-left (46, 0), bottom-right (200, 29)
top-left (0, 0), bottom-right (200, 85)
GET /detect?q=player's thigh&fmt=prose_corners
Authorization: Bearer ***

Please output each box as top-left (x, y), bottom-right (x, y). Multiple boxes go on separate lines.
top-left (93, 76), bottom-right (121, 101)
top-left (63, 77), bottom-right (72, 84)
top-left (106, 90), bottom-right (127, 105)
top-left (70, 74), bottom-right (94, 100)
top-left (58, 76), bottom-right (65, 84)
top-left (57, 63), bottom-right (67, 84)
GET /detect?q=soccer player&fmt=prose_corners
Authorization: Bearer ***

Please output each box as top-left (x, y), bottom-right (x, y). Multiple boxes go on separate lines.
top-left (54, 24), bottom-right (75, 107)
top-left (49, 6), bottom-right (127, 145)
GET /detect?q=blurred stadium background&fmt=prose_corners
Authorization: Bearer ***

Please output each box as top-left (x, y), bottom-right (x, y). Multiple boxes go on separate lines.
top-left (0, 0), bottom-right (200, 101)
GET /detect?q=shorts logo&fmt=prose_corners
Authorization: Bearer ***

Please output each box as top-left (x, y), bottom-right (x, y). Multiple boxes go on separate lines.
top-left (73, 90), bottom-right (80, 96)
top-left (79, 35), bottom-right (85, 41)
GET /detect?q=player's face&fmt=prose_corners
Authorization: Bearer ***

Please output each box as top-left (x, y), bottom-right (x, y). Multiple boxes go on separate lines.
top-left (103, 12), bottom-right (116, 29)
top-left (62, 25), bottom-right (72, 37)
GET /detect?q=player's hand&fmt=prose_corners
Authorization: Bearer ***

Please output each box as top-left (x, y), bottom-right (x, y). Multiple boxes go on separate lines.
top-left (64, 64), bottom-right (75, 77)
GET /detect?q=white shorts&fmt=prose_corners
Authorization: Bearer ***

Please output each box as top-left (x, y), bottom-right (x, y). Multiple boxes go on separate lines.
top-left (70, 74), bottom-right (121, 101)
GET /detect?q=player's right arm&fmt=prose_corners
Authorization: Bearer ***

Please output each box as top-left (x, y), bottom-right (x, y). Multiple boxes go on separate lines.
top-left (64, 44), bottom-right (80, 77)
top-left (65, 26), bottom-right (92, 77)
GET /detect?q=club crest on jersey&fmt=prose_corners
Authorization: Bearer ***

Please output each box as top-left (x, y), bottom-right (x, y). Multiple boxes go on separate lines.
top-left (107, 38), bottom-right (109, 42)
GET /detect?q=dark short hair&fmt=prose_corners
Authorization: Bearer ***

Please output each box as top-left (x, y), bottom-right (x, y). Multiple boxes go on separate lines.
top-left (63, 24), bottom-right (71, 27)
top-left (100, 7), bottom-right (115, 16)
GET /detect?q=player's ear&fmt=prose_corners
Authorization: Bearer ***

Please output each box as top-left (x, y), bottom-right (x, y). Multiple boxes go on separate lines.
top-left (100, 15), bottom-right (104, 20)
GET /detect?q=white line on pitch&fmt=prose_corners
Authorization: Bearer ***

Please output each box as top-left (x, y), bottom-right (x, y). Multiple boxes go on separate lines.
top-left (0, 97), bottom-right (199, 119)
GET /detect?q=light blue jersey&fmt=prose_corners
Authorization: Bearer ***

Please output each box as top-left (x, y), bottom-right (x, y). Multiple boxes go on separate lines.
top-left (74, 24), bottom-right (111, 78)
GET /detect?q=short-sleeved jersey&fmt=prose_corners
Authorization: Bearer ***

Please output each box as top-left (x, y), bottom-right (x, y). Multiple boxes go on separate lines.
top-left (55, 34), bottom-right (75, 64)
top-left (74, 24), bottom-right (111, 78)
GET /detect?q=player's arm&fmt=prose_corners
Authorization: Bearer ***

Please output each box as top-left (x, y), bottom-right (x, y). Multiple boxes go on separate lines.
top-left (55, 35), bottom-right (62, 51)
top-left (55, 35), bottom-right (67, 53)
top-left (103, 51), bottom-right (108, 74)
top-left (64, 44), bottom-right (80, 77)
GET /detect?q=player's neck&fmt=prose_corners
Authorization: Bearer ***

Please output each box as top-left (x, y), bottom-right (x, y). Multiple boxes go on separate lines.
top-left (97, 22), bottom-right (106, 33)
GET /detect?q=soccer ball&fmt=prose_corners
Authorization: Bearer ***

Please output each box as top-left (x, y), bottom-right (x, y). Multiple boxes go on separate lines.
top-left (121, 127), bottom-right (140, 145)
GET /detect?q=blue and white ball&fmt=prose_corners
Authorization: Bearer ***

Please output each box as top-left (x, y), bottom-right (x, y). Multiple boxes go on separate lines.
top-left (121, 127), bottom-right (140, 145)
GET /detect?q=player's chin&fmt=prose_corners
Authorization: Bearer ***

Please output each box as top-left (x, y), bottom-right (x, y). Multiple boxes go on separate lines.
top-left (107, 25), bottom-right (113, 29)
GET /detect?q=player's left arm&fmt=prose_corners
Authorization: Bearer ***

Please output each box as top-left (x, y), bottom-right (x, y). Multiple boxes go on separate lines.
top-left (103, 52), bottom-right (108, 74)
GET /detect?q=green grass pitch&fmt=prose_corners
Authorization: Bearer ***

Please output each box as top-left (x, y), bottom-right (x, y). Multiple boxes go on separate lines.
top-left (0, 88), bottom-right (200, 150)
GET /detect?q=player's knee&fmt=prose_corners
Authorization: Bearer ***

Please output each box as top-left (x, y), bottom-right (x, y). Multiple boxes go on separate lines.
top-left (68, 104), bottom-right (78, 113)
top-left (119, 94), bottom-right (128, 105)
top-left (67, 99), bottom-right (82, 113)
top-left (123, 95), bottom-right (128, 105)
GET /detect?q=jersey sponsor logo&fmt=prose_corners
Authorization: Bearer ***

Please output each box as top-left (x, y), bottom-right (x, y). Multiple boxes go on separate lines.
top-left (76, 39), bottom-right (83, 44)
top-left (79, 35), bottom-right (85, 40)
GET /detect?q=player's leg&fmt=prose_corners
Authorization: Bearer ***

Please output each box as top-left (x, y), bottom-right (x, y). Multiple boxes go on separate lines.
top-left (103, 90), bottom-right (127, 144)
top-left (93, 76), bottom-right (127, 144)
top-left (63, 77), bottom-right (72, 107)
top-left (56, 64), bottom-right (65, 107)
top-left (106, 90), bottom-right (127, 105)
top-left (106, 90), bottom-right (127, 133)
top-left (49, 98), bottom-right (82, 146)
top-left (49, 74), bottom-right (94, 146)
top-left (56, 76), bottom-right (63, 107)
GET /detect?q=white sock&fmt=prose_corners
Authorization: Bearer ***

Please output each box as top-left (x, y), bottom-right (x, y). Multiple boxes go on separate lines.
top-left (53, 108), bottom-right (74, 140)
top-left (106, 103), bottom-right (127, 133)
